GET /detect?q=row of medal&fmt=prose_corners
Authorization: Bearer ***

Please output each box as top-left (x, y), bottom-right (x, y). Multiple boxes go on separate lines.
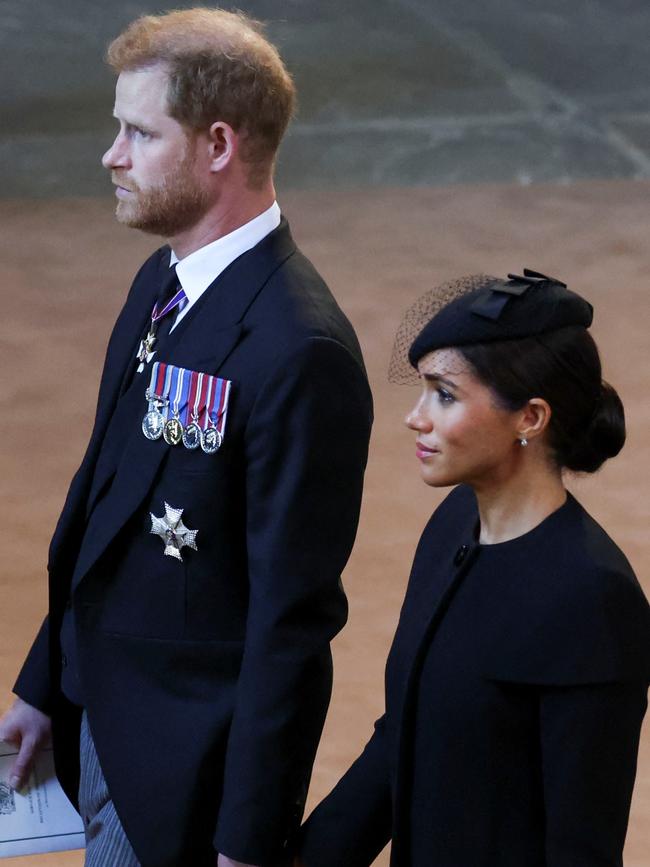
top-left (142, 362), bottom-right (232, 454)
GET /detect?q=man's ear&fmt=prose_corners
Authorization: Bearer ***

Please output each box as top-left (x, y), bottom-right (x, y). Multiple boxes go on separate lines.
top-left (206, 122), bottom-right (238, 173)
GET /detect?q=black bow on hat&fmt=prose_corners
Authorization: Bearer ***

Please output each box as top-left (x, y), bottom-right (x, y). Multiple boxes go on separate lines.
top-left (471, 268), bottom-right (567, 321)
top-left (506, 268), bottom-right (567, 289)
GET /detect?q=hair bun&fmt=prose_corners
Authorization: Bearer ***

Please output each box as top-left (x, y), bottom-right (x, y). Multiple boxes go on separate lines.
top-left (564, 381), bottom-right (626, 473)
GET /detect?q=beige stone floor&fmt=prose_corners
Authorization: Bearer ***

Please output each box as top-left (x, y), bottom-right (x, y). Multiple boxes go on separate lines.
top-left (0, 181), bottom-right (648, 865)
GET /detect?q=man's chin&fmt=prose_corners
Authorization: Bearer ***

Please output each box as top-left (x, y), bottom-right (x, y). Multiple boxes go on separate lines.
top-left (115, 203), bottom-right (159, 234)
top-left (115, 200), bottom-right (137, 225)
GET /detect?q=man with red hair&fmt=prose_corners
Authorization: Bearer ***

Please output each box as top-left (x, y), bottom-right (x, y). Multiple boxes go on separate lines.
top-left (0, 9), bottom-right (372, 867)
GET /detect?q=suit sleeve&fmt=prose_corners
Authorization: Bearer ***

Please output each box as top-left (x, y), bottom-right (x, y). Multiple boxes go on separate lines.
top-left (13, 617), bottom-right (53, 714)
top-left (540, 681), bottom-right (648, 866)
top-left (299, 715), bottom-right (392, 867)
top-left (214, 336), bottom-right (373, 864)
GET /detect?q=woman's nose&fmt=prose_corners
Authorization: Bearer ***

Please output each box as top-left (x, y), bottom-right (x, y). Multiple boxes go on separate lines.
top-left (405, 403), bottom-right (432, 432)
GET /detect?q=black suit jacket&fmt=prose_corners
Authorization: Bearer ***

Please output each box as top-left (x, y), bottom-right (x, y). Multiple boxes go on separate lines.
top-left (300, 485), bottom-right (650, 867)
top-left (15, 220), bottom-right (373, 867)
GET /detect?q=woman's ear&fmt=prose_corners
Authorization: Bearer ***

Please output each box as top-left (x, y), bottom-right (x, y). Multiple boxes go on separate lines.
top-left (517, 398), bottom-right (552, 444)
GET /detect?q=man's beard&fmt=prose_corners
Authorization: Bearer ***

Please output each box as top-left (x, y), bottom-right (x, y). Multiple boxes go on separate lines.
top-left (113, 153), bottom-right (210, 238)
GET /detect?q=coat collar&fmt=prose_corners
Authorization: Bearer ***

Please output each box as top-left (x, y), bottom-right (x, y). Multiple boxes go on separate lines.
top-left (162, 217), bottom-right (295, 370)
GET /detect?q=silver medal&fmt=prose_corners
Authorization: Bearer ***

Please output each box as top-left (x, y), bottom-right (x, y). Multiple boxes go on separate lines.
top-left (182, 421), bottom-right (201, 450)
top-left (142, 409), bottom-right (164, 441)
top-left (150, 502), bottom-right (198, 561)
top-left (200, 426), bottom-right (223, 454)
top-left (142, 382), bottom-right (169, 443)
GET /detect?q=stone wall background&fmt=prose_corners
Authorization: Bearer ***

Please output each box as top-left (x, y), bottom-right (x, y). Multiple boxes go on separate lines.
top-left (2, 0), bottom-right (650, 195)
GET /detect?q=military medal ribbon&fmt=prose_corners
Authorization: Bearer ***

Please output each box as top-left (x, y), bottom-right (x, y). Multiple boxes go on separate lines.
top-left (201, 374), bottom-right (231, 454)
top-left (182, 370), bottom-right (208, 450)
top-left (142, 361), bottom-right (170, 441)
top-left (142, 362), bottom-right (232, 452)
top-left (163, 365), bottom-right (190, 446)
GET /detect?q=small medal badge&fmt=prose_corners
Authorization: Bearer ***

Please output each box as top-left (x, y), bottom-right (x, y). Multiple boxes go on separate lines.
top-left (199, 373), bottom-right (231, 455)
top-left (143, 363), bottom-right (172, 441)
top-left (163, 416), bottom-right (183, 446)
top-left (182, 370), bottom-right (207, 450)
top-left (150, 502), bottom-right (198, 561)
top-left (182, 420), bottom-right (202, 450)
top-left (200, 426), bottom-right (223, 454)
top-left (137, 330), bottom-right (157, 369)
top-left (162, 365), bottom-right (189, 445)
top-left (142, 408), bottom-right (165, 441)
top-left (141, 330), bottom-right (157, 360)
top-left (142, 387), bottom-right (169, 441)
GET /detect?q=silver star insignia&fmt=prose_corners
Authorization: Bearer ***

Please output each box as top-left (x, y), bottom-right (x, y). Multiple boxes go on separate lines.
top-left (150, 502), bottom-right (198, 561)
top-left (136, 338), bottom-right (157, 373)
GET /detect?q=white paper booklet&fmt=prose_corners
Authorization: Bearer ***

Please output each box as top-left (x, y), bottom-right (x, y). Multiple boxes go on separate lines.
top-left (0, 741), bottom-right (85, 857)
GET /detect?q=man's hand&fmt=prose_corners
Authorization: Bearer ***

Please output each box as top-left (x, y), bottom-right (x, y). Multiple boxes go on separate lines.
top-left (217, 856), bottom-right (260, 867)
top-left (0, 698), bottom-right (51, 789)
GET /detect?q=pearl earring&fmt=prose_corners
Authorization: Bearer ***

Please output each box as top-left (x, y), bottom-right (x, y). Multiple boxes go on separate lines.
top-left (518, 437), bottom-right (528, 447)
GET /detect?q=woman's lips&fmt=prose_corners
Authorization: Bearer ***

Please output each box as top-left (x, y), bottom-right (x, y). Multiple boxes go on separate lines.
top-left (416, 441), bottom-right (439, 459)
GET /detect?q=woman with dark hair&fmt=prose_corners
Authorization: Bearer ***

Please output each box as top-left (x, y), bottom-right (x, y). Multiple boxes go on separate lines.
top-left (298, 270), bottom-right (650, 867)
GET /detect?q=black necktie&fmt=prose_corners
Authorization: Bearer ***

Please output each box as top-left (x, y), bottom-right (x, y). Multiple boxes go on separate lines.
top-left (150, 265), bottom-right (181, 344)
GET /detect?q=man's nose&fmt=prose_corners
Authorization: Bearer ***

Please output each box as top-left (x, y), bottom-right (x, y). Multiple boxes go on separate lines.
top-left (102, 134), bottom-right (129, 170)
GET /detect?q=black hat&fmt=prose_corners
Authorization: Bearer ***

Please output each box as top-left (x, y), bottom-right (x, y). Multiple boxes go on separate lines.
top-left (408, 269), bottom-right (593, 368)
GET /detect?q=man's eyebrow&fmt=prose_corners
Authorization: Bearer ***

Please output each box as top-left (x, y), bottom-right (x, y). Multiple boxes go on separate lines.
top-left (112, 114), bottom-right (151, 130)
top-left (422, 373), bottom-right (459, 389)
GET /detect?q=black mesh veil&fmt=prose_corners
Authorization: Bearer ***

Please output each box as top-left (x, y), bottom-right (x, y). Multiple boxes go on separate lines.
top-left (388, 274), bottom-right (494, 384)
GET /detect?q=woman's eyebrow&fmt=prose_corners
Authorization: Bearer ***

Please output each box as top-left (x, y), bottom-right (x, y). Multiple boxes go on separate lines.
top-left (422, 373), bottom-right (458, 389)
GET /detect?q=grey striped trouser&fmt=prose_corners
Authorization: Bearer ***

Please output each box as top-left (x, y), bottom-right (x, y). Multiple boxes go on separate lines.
top-left (79, 712), bottom-right (141, 867)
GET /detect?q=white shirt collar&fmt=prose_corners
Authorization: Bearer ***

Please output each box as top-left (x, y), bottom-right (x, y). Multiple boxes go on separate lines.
top-left (169, 201), bottom-right (281, 307)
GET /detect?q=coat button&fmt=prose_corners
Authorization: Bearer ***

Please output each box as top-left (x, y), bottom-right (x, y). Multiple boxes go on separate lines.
top-left (61, 654), bottom-right (68, 667)
top-left (454, 545), bottom-right (469, 566)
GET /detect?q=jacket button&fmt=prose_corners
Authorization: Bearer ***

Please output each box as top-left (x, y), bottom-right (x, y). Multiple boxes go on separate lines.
top-left (454, 545), bottom-right (469, 566)
top-left (61, 654), bottom-right (68, 667)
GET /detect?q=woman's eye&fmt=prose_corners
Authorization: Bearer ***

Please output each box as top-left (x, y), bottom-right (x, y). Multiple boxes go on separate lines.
top-left (437, 387), bottom-right (455, 404)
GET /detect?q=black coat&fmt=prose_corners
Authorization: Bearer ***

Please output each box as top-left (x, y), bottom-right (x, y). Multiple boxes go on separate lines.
top-left (300, 485), bottom-right (650, 867)
top-left (14, 220), bottom-right (373, 867)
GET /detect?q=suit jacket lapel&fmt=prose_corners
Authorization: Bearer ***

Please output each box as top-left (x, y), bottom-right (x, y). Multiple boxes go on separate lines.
top-left (95, 250), bottom-right (169, 434)
top-left (72, 221), bottom-right (296, 587)
top-left (48, 250), bottom-right (167, 576)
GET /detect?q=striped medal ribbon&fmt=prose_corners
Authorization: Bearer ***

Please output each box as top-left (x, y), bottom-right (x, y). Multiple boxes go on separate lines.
top-left (182, 371), bottom-right (209, 450)
top-left (163, 366), bottom-right (191, 446)
top-left (142, 362), bottom-right (171, 441)
top-left (200, 375), bottom-right (231, 454)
